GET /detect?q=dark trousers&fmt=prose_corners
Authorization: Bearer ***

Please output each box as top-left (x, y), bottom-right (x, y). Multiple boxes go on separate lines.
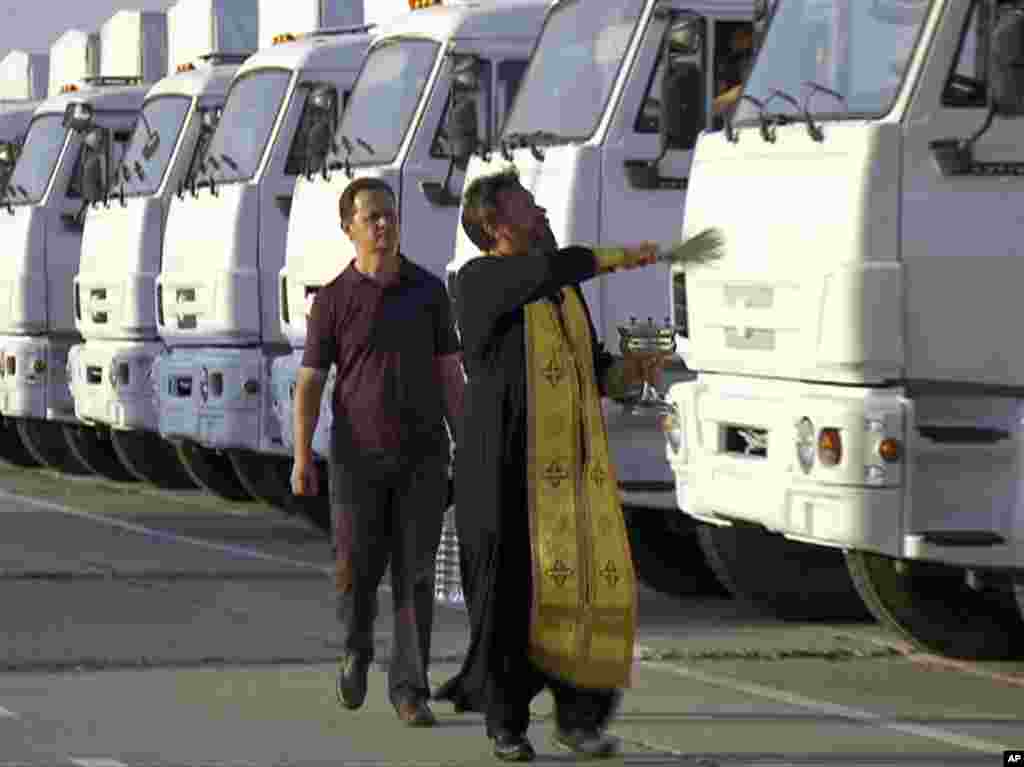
top-left (329, 450), bottom-right (447, 705)
top-left (485, 514), bottom-right (620, 738)
top-left (486, 658), bottom-right (621, 739)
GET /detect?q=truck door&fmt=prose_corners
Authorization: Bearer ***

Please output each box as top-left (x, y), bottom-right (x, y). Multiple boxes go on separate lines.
top-left (598, 12), bottom-right (708, 347)
top-left (902, 1), bottom-right (1024, 386)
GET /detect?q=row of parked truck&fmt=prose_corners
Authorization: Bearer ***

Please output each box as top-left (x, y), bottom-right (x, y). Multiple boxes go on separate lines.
top-left (1, 0), bottom-right (1022, 661)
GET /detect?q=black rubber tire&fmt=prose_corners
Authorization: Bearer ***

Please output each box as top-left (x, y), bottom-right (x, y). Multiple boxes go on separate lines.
top-left (846, 549), bottom-right (1024, 660)
top-left (14, 418), bottom-right (93, 475)
top-left (696, 521), bottom-right (872, 622)
top-left (109, 429), bottom-right (198, 490)
top-left (225, 449), bottom-right (293, 507)
top-left (62, 424), bottom-right (137, 482)
top-left (624, 508), bottom-right (731, 599)
top-left (174, 439), bottom-right (252, 502)
top-left (0, 416), bottom-right (41, 468)
top-left (226, 450), bottom-right (332, 537)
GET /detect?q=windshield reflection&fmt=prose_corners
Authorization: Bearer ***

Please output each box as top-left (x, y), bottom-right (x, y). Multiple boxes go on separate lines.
top-left (118, 96), bottom-right (191, 198)
top-left (5, 115), bottom-right (69, 205)
top-left (332, 39), bottom-right (441, 167)
top-left (502, 0), bottom-right (644, 143)
top-left (735, 0), bottom-right (931, 124)
top-left (204, 69), bottom-right (292, 183)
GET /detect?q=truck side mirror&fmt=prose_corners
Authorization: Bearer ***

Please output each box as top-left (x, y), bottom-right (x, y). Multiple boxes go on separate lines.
top-left (991, 7), bottom-right (1024, 116)
top-left (932, 7), bottom-right (1024, 177)
top-left (303, 83), bottom-right (340, 179)
top-left (62, 102), bottom-right (95, 132)
top-left (660, 61), bottom-right (704, 152)
top-left (446, 95), bottom-right (479, 162)
top-left (80, 128), bottom-right (109, 204)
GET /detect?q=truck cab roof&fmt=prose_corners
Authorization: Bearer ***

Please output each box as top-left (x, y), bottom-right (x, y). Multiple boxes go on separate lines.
top-left (233, 26), bottom-right (374, 76)
top-left (146, 58), bottom-right (248, 101)
top-left (35, 81), bottom-right (153, 117)
top-left (374, 0), bottom-right (548, 43)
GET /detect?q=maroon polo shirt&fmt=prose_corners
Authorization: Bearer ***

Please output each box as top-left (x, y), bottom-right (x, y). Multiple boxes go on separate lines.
top-left (302, 254), bottom-right (460, 458)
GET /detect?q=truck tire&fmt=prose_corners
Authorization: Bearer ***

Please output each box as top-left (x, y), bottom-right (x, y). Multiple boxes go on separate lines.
top-left (174, 439), bottom-right (252, 502)
top-left (109, 430), bottom-right (198, 490)
top-left (696, 521), bottom-right (872, 621)
top-left (62, 424), bottom-right (137, 482)
top-left (846, 549), bottom-right (1024, 660)
top-left (0, 416), bottom-right (40, 467)
top-left (14, 418), bottom-right (92, 475)
top-left (225, 449), bottom-right (331, 536)
top-left (625, 508), bottom-right (731, 599)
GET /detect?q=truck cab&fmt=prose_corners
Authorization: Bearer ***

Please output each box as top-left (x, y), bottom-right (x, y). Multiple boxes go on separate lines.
top-left (67, 55), bottom-right (248, 490)
top-left (444, 0), bottom-right (755, 598)
top-left (273, 0), bottom-right (546, 458)
top-left (0, 79), bottom-right (151, 476)
top-left (152, 26), bottom-right (372, 526)
top-left (666, 0), bottom-right (1024, 655)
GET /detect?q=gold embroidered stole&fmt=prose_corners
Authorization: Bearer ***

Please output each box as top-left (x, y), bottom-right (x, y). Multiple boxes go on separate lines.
top-left (524, 287), bottom-right (637, 690)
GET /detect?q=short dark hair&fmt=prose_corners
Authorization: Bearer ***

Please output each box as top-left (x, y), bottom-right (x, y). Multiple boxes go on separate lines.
top-left (460, 167), bottom-right (521, 251)
top-left (339, 177), bottom-right (396, 227)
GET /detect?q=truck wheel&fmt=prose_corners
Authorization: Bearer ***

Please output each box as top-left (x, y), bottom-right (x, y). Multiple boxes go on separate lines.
top-left (625, 508), bottom-right (731, 599)
top-left (846, 550), bottom-right (1024, 660)
top-left (0, 416), bottom-right (41, 467)
top-left (62, 424), bottom-right (137, 482)
top-left (226, 449), bottom-right (332, 537)
top-left (14, 418), bottom-right (92, 475)
top-left (696, 521), bottom-right (872, 621)
top-left (174, 439), bottom-right (252, 502)
top-left (109, 430), bottom-right (197, 490)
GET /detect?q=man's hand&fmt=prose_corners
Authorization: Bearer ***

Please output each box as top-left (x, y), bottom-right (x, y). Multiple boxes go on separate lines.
top-left (291, 458), bottom-right (319, 496)
top-left (622, 242), bottom-right (658, 270)
top-left (623, 351), bottom-right (666, 391)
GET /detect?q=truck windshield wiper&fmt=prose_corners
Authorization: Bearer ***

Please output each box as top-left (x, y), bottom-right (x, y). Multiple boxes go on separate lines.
top-left (134, 160), bottom-right (146, 181)
top-left (740, 94), bottom-right (781, 143)
top-left (502, 130), bottom-right (573, 161)
top-left (328, 135), bottom-right (375, 174)
top-left (220, 153), bottom-right (238, 172)
top-left (769, 85), bottom-right (843, 143)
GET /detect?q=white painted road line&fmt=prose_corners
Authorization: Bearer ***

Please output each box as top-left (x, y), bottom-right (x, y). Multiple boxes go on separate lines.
top-left (641, 657), bottom-right (1011, 755)
top-left (0, 489), bottom-right (333, 576)
top-left (69, 760), bottom-right (129, 767)
top-left (0, 706), bottom-right (17, 718)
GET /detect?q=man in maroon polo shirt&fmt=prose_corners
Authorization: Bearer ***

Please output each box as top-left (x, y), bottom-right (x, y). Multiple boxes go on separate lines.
top-left (291, 177), bottom-right (464, 728)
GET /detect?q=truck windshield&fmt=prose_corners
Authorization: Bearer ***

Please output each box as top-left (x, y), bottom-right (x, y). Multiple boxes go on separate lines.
top-left (5, 114), bottom-right (69, 205)
top-left (333, 38), bottom-right (440, 167)
top-left (118, 95), bottom-right (191, 198)
top-left (735, 0), bottom-right (932, 124)
top-left (502, 0), bottom-right (644, 143)
top-left (204, 68), bottom-right (291, 183)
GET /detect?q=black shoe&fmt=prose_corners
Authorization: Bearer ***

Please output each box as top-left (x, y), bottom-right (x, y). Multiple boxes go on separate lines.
top-left (553, 728), bottom-right (620, 758)
top-left (395, 697), bottom-right (438, 727)
top-left (492, 733), bottom-right (536, 762)
top-left (335, 653), bottom-right (370, 710)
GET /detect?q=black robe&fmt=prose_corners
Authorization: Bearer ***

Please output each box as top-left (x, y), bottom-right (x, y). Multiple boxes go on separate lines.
top-left (434, 246), bottom-right (615, 713)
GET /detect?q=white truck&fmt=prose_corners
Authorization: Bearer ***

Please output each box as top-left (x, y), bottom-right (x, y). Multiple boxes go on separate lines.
top-left (67, 0), bottom-right (257, 491)
top-left (0, 17), bottom-right (164, 477)
top-left (441, 0), bottom-right (779, 601)
top-left (666, 0), bottom-right (1024, 656)
top-left (152, 12), bottom-right (374, 528)
top-left (273, 0), bottom-right (546, 474)
top-left (0, 102), bottom-right (41, 469)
